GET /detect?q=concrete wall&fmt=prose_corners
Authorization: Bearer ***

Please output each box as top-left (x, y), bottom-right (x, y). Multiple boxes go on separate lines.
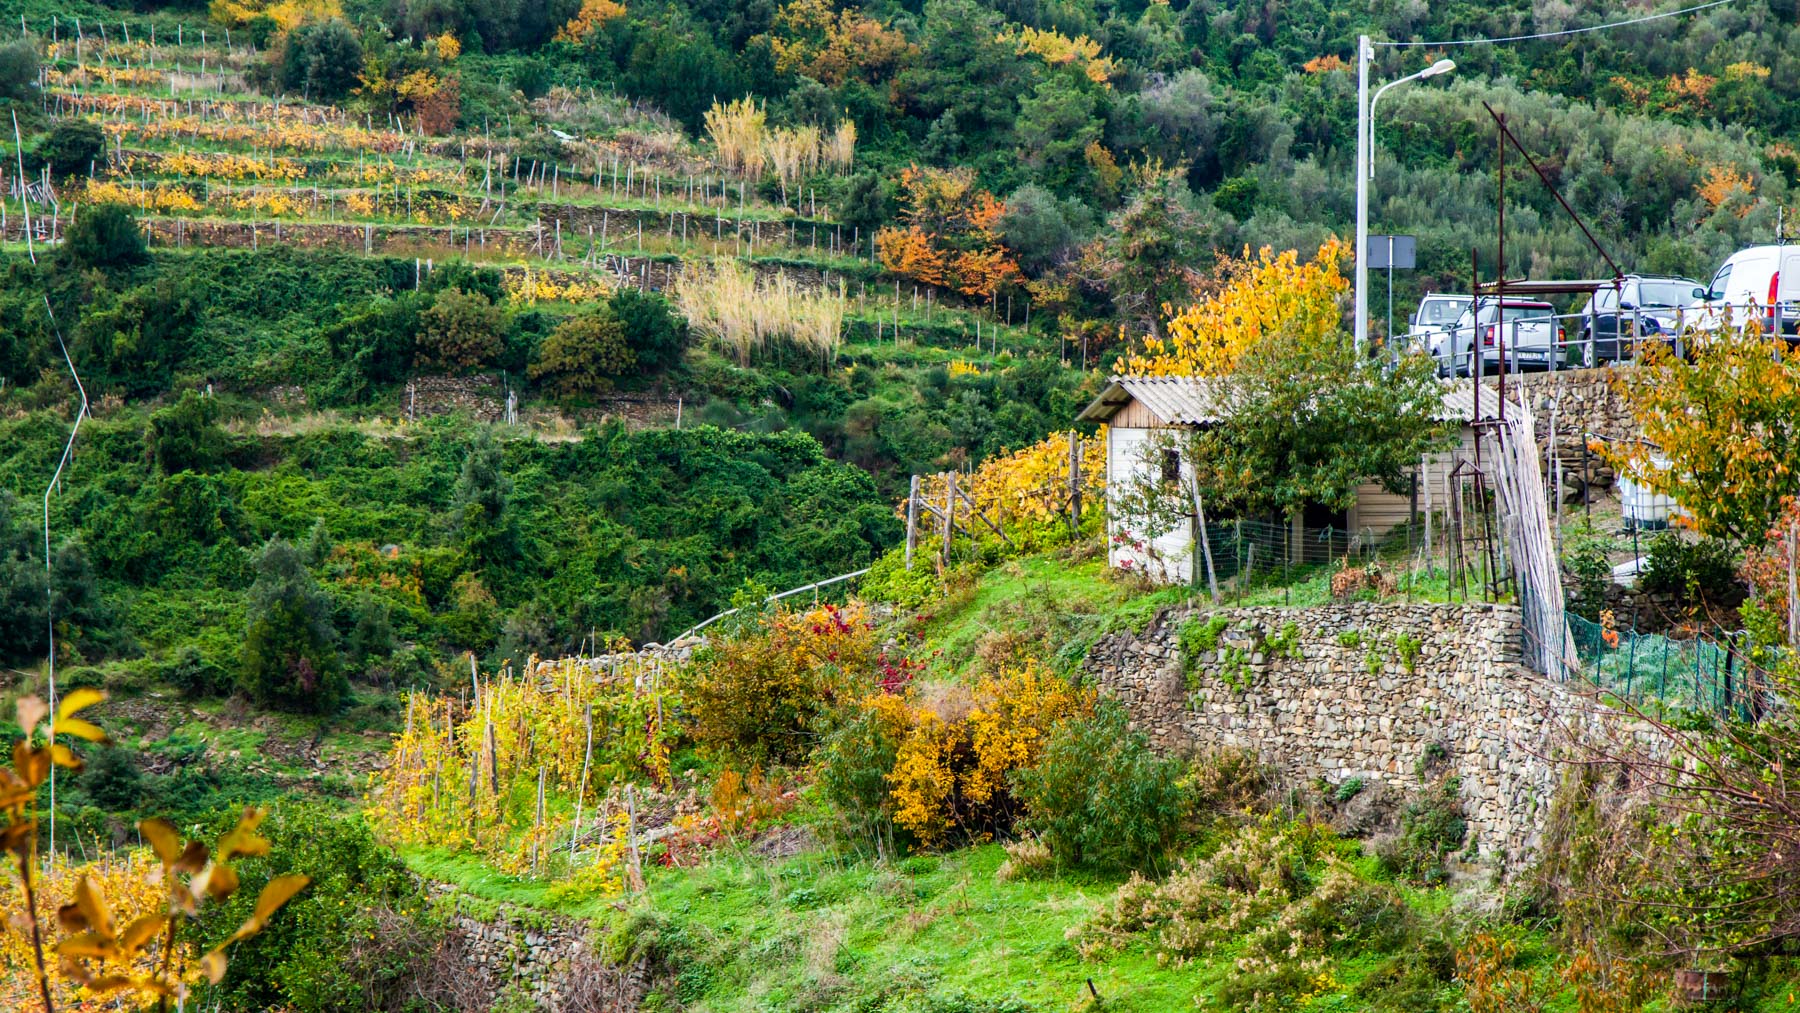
top-left (1086, 601), bottom-right (1599, 869)
top-left (1105, 426), bottom-right (1195, 584)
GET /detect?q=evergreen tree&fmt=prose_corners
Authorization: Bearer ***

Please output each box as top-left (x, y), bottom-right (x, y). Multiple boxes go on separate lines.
top-left (241, 538), bottom-right (346, 713)
top-left (451, 429), bottom-right (521, 569)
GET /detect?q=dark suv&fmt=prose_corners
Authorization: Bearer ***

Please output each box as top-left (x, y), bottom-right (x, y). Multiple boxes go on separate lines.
top-left (1576, 275), bottom-right (1704, 364)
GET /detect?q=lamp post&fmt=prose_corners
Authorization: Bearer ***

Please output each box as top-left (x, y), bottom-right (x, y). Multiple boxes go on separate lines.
top-left (1354, 38), bottom-right (1455, 356)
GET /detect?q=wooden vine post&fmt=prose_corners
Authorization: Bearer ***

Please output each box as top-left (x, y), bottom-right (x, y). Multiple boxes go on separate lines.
top-left (941, 471), bottom-right (957, 570)
top-left (1067, 432), bottom-right (1082, 537)
top-left (904, 474), bottom-right (920, 571)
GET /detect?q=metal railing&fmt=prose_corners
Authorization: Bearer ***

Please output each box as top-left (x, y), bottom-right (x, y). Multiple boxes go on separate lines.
top-left (1412, 299), bottom-right (1800, 379)
top-left (666, 567), bottom-right (871, 644)
top-left (1414, 306), bottom-right (1694, 379)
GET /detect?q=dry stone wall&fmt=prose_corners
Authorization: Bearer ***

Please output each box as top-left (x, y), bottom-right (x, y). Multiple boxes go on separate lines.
top-left (436, 891), bottom-right (657, 1011)
top-left (1086, 602), bottom-right (1594, 870)
top-left (1483, 369), bottom-right (1637, 493)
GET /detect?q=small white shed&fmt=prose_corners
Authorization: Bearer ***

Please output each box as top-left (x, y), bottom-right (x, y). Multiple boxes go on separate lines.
top-left (1075, 376), bottom-right (1510, 583)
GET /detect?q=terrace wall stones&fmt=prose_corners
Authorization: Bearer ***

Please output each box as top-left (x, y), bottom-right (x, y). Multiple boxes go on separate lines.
top-left (1087, 602), bottom-right (1602, 872)
top-left (1482, 369), bottom-right (1638, 493)
top-left (436, 893), bottom-right (658, 1011)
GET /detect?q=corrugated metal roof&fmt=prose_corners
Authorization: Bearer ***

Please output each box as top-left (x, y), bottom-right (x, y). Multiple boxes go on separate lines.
top-left (1075, 376), bottom-right (1231, 425)
top-left (1078, 376), bottom-right (1515, 425)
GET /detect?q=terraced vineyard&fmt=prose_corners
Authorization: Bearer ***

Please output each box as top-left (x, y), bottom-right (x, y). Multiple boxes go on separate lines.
top-left (7, 21), bottom-right (1053, 370)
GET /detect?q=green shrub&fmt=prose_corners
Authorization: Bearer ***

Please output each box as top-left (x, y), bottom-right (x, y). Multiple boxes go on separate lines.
top-left (1394, 633), bottom-right (1422, 675)
top-left (194, 805), bottom-right (444, 1013)
top-left (1179, 614), bottom-right (1231, 682)
top-left (35, 118), bottom-right (104, 179)
top-left (164, 644), bottom-right (233, 697)
top-left (61, 203), bottom-right (149, 270)
top-left (815, 700), bottom-right (903, 845)
top-left (1563, 531), bottom-right (1616, 621)
top-left (79, 744), bottom-right (143, 810)
top-left (279, 19), bottom-right (363, 101)
top-left (146, 390), bottom-right (228, 474)
top-left (1011, 699), bottom-right (1187, 870)
top-left (0, 39), bottom-right (37, 100)
top-left (417, 287), bottom-right (504, 370)
top-left (860, 547), bottom-right (948, 609)
top-left (529, 306), bottom-right (636, 395)
top-left (1381, 778), bottom-right (1468, 885)
top-left (449, 429), bottom-right (522, 570)
top-left (1640, 534), bottom-right (1741, 609)
top-left (611, 286), bottom-right (690, 374)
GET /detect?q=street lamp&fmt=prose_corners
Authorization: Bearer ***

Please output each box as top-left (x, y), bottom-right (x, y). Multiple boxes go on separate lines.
top-left (1354, 38), bottom-right (1455, 356)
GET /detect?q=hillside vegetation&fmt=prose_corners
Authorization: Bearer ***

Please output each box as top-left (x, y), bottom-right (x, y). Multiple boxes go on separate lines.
top-left (4, 0), bottom-right (1800, 1010)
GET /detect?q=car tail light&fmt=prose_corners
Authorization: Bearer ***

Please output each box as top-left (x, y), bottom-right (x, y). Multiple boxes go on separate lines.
top-left (1770, 271), bottom-right (1781, 307)
top-left (1483, 325), bottom-right (1496, 346)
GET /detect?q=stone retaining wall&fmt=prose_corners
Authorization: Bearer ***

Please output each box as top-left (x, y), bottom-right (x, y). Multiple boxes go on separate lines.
top-left (1483, 369), bottom-right (1636, 493)
top-left (1086, 602), bottom-right (1592, 869)
top-left (437, 892), bottom-right (656, 1011)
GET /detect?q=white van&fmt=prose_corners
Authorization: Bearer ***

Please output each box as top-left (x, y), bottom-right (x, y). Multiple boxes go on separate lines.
top-left (1696, 246), bottom-right (1800, 335)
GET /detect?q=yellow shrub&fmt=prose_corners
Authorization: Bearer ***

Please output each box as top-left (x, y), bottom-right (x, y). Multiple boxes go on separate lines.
top-left (883, 661), bottom-right (1095, 846)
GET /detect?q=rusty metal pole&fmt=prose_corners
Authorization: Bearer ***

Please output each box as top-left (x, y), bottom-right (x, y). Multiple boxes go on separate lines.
top-left (1496, 109), bottom-right (1507, 422)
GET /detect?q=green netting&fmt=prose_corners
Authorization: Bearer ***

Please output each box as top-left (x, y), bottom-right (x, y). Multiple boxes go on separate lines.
top-left (1566, 612), bottom-right (1770, 721)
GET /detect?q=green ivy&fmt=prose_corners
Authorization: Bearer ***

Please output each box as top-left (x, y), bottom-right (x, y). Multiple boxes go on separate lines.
top-left (1178, 614), bottom-right (1232, 683)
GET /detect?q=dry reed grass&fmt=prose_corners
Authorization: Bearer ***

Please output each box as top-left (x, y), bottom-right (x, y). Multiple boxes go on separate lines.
top-left (703, 98), bottom-right (856, 193)
top-left (675, 260), bottom-right (846, 364)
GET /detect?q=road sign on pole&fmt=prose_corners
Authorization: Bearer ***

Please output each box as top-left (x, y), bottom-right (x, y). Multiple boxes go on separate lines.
top-left (1368, 235), bottom-right (1416, 270)
top-left (1370, 235), bottom-right (1417, 358)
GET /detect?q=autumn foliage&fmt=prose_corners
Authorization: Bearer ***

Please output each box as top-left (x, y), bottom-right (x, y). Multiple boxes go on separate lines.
top-left (1124, 239), bottom-right (1349, 377)
top-left (845, 661), bottom-right (1095, 847)
top-left (365, 654), bottom-right (670, 881)
top-left (677, 602), bottom-right (880, 766)
top-left (909, 430), bottom-right (1107, 550)
top-left (554, 0), bottom-right (627, 44)
top-left (0, 693), bottom-right (307, 1012)
top-left (876, 166), bottom-right (1022, 298)
top-left (765, 0), bottom-right (915, 86)
top-left (1605, 331), bottom-right (1800, 544)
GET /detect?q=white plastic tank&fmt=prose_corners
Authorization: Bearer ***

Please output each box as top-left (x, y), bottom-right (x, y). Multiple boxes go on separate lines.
top-left (1619, 453), bottom-right (1681, 530)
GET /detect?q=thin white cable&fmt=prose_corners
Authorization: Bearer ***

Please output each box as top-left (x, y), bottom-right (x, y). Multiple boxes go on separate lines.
top-left (1376, 0), bottom-right (1737, 47)
top-left (41, 296), bottom-right (88, 863)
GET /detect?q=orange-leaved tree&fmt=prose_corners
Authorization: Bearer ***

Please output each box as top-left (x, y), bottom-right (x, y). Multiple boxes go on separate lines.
top-left (876, 166), bottom-right (1022, 298)
top-left (1604, 331), bottom-right (1800, 545)
top-left (1123, 238), bottom-right (1348, 376)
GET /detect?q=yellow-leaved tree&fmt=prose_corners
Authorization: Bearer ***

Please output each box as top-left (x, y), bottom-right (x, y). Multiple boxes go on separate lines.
top-left (1605, 330), bottom-right (1800, 544)
top-left (1123, 239), bottom-right (1348, 376)
top-left (0, 692), bottom-right (307, 1012)
top-left (208, 0), bottom-right (340, 30)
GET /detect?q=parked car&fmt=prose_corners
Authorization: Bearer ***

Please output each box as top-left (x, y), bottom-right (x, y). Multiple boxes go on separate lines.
top-left (1432, 298), bottom-right (1562, 376)
top-left (1406, 293), bottom-right (1471, 353)
top-left (1694, 245), bottom-right (1800, 336)
top-left (1575, 275), bottom-right (1703, 364)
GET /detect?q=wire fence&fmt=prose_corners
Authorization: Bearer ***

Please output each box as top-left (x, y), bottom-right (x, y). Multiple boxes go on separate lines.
top-left (1180, 515), bottom-right (1501, 604)
top-left (1563, 612), bottom-right (1774, 722)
